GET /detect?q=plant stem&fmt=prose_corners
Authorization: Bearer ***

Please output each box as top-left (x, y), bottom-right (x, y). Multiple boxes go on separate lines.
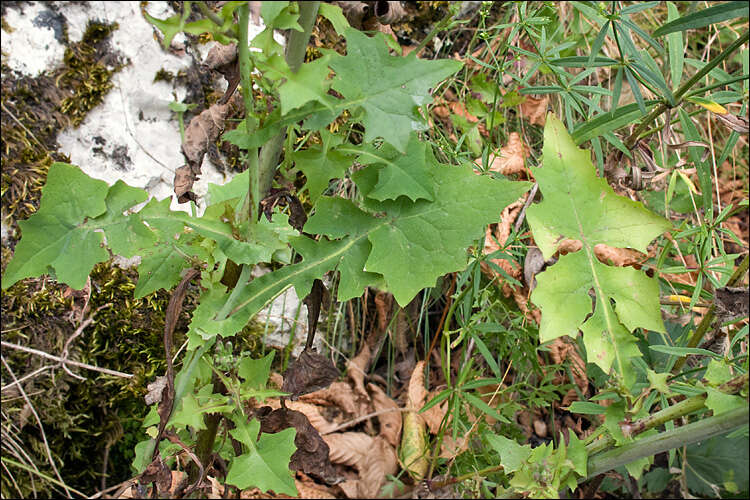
top-left (624, 29), bottom-right (749, 150)
top-left (255, 1), bottom-right (321, 201)
top-left (586, 405), bottom-right (748, 478)
top-left (238, 4), bottom-right (260, 227)
top-left (586, 372), bottom-right (749, 456)
top-left (672, 253), bottom-right (749, 373)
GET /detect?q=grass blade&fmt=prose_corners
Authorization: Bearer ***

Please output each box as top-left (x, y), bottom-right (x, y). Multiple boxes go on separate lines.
top-left (653, 1), bottom-right (749, 37)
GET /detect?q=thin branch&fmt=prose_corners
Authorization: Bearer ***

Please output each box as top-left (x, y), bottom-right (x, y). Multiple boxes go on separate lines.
top-left (1, 341), bottom-right (134, 379)
top-left (321, 407), bottom-right (411, 434)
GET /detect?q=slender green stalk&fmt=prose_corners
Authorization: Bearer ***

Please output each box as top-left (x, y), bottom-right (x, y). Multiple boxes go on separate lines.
top-left (586, 372), bottom-right (749, 456)
top-left (672, 253), bottom-right (749, 373)
top-left (238, 4), bottom-right (260, 227)
top-left (625, 30), bottom-right (749, 149)
top-left (586, 405), bottom-right (748, 478)
top-left (137, 338), bottom-right (215, 471)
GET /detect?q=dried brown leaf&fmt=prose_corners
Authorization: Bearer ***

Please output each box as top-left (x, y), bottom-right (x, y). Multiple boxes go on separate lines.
top-left (549, 337), bottom-right (588, 401)
top-left (593, 244), bottom-right (647, 267)
top-left (265, 398), bottom-right (339, 435)
top-left (439, 434), bottom-right (468, 459)
top-left (283, 348), bottom-right (340, 400)
top-left (258, 406), bottom-right (339, 484)
top-left (421, 394), bottom-right (448, 435)
top-left (324, 433), bottom-right (397, 498)
top-left (406, 360), bottom-right (427, 409)
top-left (481, 200), bottom-right (524, 297)
top-left (300, 381), bottom-right (359, 416)
top-left (139, 456), bottom-right (172, 494)
top-left (487, 132), bottom-right (530, 175)
top-left (177, 96), bottom-right (239, 200)
top-left (374, 290), bottom-right (393, 332)
top-left (368, 383), bottom-right (402, 447)
top-left (519, 95), bottom-right (548, 126)
top-left (347, 341), bottom-right (371, 398)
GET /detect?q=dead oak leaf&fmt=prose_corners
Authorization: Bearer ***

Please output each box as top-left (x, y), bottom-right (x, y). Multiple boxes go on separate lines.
top-left (519, 94), bottom-right (548, 126)
top-left (368, 383), bottom-right (402, 448)
top-left (486, 132), bottom-right (531, 175)
top-left (323, 433), bottom-right (397, 498)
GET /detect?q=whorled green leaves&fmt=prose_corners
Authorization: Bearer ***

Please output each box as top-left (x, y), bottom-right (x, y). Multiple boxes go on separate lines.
top-left (527, 114), bottom-right (671, 387)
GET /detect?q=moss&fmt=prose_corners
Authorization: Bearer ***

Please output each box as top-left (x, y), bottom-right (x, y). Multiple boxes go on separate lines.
top-left (1, 19), bottom-right (120, 235)
top-left (58, 21), bottom-right (121, 126)
top-left (153, 67), bottom-right (174, 83)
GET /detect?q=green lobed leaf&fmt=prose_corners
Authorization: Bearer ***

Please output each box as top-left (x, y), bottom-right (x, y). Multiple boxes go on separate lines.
top-left (338, 134), bottom-right (437, 202)
top-left (292, 129), bottom-right (351, 204)
top-left (329, 28), bottom-right (462, 152)
top-left (226, 415), bottom-right (297, 495)
top-left (318, 2), bottom-right (350, 35)
top-left (238, 352), bottom-right (275, 390)
top-left (527, 114), bottom-right (670, 386)
top-left (3, 163), bottom-right (110, 290)
top-left (209, 159), bottom-right (530, 337)
top-left (262, 54), bottom-right (333, 115)
top-left (485, 433), bottom-right (531, 474)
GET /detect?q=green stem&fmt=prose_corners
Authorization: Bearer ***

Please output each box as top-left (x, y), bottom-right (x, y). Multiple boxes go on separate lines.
top-left (586, 372), bottom-right (749, 456)
top-left (238, 4), bottom-right (260, 227)
top-left (586, 405), bottom-right (748, 479)
top-left (625, 29), bottom-right (749, 149)
top-left (137, 338), bottom-right (215, 472)
top-left (672, 253), bottom-right (749, 373)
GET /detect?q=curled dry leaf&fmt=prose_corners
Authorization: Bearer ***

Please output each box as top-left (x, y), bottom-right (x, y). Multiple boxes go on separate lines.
top-left (519, 94), bottom-right (548, 126)
top-left (486, 132), bottom-right (531, 176)
top-left (400, 361), bottom-right (430, 480)
top-left (265, 398), bottom-right (339, 435)
top-left (324, 432), bottom-right (398, 498)
top-left (400, 411), bottom-right (429, 480)
top-left (176, 95), bottom-right (240, 202)
top-left (145, 376), bottom-right (167, 405)
top-left (257, 406), bottom-right (340, 484)
top-left (283, 348), bottom-right (340, 400)
top-left (523, 246), bottom-right (547, 290)
top-left (715, 112), bottom-right (749, 134)
top-left (548, 337), bottom-right (588, 405)
top-left (374, 290), bottom-right (394, 332)
top-left (333, 1), bottom-right (370, 29)
top-left (593, 243), bottom-right (647, 267)
top-left (374, 0), bottom-right (407, 24)
top-left (202, 42), bottom-right (240, 105)
top-left (481, 200), bottom-right (524, 297)
top-left (139, 456), bottom-right (172, 495)
top-left (347, 339), bottom-right (372, 398)
top-left (368, 382), bottom-right (402, 447)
